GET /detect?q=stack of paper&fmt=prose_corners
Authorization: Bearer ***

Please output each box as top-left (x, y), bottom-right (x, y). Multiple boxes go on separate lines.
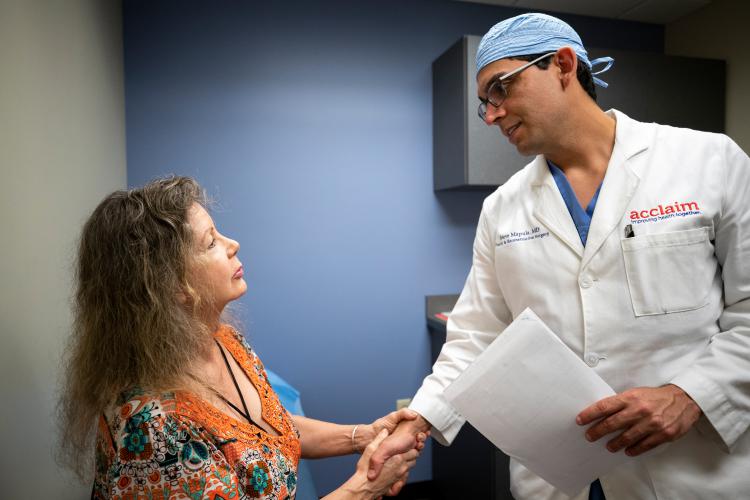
top-left (444, 308), bottom-right (631, 496)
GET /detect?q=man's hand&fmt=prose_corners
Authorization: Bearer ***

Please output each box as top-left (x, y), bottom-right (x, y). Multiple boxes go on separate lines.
top-left (368, 413), bottom-right (431, 484)
top-left (369, 409), bottom-right (428, 453)
top-left (576, 384), bottom-right (702, 456)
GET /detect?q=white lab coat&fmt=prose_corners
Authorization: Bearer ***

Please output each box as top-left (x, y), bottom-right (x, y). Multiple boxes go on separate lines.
top-left (411, 110), bottom-right (750, 499)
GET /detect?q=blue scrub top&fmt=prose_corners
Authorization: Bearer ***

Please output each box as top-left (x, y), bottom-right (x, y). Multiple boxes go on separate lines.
top-left (548, 161), bottom-right (602, 246)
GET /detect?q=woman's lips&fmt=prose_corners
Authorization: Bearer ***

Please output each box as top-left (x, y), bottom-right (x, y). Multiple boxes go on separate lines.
top-left (233, 266), bottom-right (244, 279)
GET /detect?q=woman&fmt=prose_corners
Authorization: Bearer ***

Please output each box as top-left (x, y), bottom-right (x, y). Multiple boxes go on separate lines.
top-left (58, 176), bottom-right (424, 499)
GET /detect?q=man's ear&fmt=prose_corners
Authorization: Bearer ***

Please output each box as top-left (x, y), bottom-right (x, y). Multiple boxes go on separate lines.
top-left (554, 47), bottom-right (578, 88)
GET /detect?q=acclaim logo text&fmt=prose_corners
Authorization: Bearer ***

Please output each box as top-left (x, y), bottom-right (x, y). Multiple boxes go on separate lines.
top-left (629, 201), bottom-right (700, 220)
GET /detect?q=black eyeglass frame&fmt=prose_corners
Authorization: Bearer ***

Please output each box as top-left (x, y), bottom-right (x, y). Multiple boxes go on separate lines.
top-left (477, 52), bottom-right (557, 120)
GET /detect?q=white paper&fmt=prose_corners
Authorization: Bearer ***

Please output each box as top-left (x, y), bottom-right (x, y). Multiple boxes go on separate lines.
top-left (443, 308), bottom-right (631, 496)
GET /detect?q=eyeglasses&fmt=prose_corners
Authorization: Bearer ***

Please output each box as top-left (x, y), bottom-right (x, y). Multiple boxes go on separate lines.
top-left (477, 52), bottom-right (556, 121)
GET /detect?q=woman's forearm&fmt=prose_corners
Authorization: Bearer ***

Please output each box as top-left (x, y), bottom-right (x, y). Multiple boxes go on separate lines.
top-left (292, 415), bottom-right (375, 459)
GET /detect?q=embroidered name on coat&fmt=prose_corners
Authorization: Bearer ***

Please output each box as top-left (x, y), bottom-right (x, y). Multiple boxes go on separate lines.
top-left (497, 226), bottom-right (550, 246)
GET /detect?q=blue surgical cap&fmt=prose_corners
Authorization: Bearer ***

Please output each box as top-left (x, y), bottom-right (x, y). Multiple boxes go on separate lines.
top-left (476, 13), bottom-right (614, 88)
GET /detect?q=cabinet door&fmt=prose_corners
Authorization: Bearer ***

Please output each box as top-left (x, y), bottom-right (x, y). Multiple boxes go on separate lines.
top-left (588, 48), bottom-right (725, 133)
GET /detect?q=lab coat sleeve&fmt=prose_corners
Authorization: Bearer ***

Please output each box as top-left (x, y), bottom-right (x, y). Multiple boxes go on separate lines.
top-left (670, 136), bottom-right (750, 451)
top-left (410, 197), bottom-right (513, 445)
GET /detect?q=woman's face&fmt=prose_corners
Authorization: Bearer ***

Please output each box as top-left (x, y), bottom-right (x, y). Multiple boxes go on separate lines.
top-left (187, 203), bottom-right (247, 313)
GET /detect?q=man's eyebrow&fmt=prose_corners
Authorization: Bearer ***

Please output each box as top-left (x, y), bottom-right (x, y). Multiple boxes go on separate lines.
top-left (480, 72), bottom-right (505, 97)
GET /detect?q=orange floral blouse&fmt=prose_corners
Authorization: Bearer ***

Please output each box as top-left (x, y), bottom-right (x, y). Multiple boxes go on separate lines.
top-left (92, 326), bottom-right (301, 499)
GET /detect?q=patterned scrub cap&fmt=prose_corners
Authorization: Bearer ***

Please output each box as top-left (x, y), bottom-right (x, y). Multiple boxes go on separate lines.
top-left (476, 13), bottom-right (614, 88)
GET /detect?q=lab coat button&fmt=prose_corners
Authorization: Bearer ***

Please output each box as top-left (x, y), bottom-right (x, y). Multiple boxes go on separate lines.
top-left (585, 353), bottom-right (600, 367)
top-left (580, 277), bottom-right (593, 289)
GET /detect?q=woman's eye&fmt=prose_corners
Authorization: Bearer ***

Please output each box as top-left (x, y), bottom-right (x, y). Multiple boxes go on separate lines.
top-left (208, 239), bottom-right (216, 249)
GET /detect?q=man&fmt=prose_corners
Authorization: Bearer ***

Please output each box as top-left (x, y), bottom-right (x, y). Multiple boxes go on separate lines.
top-left (370, 12), bottom-right (750, 499)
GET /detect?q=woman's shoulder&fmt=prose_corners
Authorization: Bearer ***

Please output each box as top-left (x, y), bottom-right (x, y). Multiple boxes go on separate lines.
top-left (103, 388), bottom-right (190, 442)
top-left (98, 388), bottom-right (224, 473)
top-left (113, 387), bottom-right (178, 418)
top-left (95, 388), bottom-right (240, 498)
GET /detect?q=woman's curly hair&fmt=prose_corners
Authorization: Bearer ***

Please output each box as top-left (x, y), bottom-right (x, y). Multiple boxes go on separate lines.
top-left (57, 175), bottom-right (215, 480)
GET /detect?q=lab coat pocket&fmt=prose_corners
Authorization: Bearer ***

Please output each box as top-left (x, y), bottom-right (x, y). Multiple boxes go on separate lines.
top-left (621, 227), bottom-right (714, 316)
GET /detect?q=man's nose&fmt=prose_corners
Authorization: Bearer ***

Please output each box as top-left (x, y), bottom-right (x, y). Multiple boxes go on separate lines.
top-left (484, 102), bottom-right (506, 126)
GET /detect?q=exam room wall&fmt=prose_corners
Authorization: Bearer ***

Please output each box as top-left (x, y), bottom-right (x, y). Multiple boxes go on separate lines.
top-left (123, 0), bottom-right (663, 493)
top-left (0, 0), bottom-right (126, 498)
top-left (666, 0), bottom-right (750, 151)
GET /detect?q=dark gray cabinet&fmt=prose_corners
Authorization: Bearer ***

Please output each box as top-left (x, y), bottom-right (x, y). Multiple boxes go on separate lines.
top-left (433, 36), bottom-right (533, 191)
top-left (432, 36), bottom-right (725, 191)
top-left (589, 47), bottom-right (725, 134)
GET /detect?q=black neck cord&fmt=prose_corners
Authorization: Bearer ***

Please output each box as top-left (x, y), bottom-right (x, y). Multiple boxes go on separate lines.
top-left (214, 340), bottom-right (262, 429)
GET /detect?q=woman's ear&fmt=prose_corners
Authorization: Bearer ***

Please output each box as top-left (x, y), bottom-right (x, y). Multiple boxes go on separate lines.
top-left (554, 47), bottom-right (578, 88)
top-left (176, 282), bottom-right (195, 306)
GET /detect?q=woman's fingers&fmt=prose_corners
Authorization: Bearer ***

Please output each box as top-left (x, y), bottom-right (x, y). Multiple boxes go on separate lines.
top-left (362, 429), bottom-right (389, 460)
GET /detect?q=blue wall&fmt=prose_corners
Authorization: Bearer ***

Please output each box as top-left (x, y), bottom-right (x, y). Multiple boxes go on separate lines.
top-left (123, 0), bottom-right (662, 494)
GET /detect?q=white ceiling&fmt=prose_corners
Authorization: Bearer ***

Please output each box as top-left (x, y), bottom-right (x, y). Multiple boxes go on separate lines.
top-left (455, 0), bottom-right (712, 24)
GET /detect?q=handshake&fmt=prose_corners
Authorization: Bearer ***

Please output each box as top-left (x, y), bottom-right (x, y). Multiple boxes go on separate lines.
top-left (336, 408), bottom-right (432, 499)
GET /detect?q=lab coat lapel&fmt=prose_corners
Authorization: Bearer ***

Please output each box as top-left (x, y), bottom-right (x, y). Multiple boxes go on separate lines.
top-left (581, 110), bottom-right (651, 270)
top-left (531, 156), bottom-right (584, 257)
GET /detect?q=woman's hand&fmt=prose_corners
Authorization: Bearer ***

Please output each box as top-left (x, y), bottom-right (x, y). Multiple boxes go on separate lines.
top-left (342, 429), bottom-right (419, 499)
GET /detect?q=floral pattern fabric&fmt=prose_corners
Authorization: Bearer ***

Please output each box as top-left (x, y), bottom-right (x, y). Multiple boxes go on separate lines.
top-left (93, 326), bottom-right (301, 499)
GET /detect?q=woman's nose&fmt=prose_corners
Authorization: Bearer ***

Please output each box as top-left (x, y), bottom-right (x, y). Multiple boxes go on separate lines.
top-left (227, 238), bottom-right (240, 256)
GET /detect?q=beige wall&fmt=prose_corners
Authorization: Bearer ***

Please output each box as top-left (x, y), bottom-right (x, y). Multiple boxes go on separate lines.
top-left (0, 0), bottom-right (125, 497)
top-left (666, 0), bottom-right (750, 151)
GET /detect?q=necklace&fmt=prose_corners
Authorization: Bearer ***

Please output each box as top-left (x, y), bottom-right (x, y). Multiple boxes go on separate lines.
top-left (209, 339), bottom-right (264, 430)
